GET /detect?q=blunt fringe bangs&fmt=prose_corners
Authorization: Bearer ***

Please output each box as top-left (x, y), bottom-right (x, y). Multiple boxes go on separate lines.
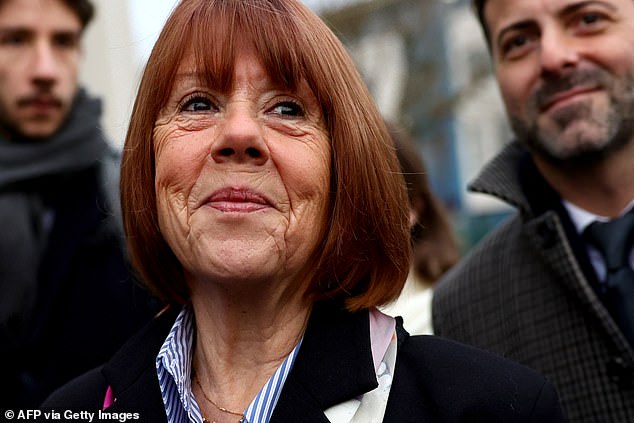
top-left (121, 0), bottom-right (411, 311)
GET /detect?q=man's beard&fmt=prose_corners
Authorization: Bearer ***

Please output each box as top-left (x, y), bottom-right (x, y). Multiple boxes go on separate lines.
top-left (510, 68), bottom-right (634, 168)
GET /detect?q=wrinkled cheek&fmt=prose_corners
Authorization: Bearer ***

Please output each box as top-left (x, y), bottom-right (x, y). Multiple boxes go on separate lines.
top-left (155, 182), bottom-right (192, 259)
top-left (284, 197), bottom-right (329, 264)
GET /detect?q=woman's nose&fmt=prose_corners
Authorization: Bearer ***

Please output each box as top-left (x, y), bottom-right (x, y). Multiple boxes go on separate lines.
top-left (211, 106), bottom-right (269, 165)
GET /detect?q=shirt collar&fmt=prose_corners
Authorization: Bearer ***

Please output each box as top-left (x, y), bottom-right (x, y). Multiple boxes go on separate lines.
top-left (156, 305), bottom-right (301, 423)
top-left (563, 199), bottom-right (634, 234)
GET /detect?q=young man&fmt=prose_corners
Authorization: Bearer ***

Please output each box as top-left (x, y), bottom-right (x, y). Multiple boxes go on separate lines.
top-left (432, 0), bottom-right (634, 421)
top-left (0, 0), bottom-right (158, 407)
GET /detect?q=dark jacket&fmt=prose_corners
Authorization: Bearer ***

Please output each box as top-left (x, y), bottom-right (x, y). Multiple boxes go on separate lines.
top-left (433, 142), bottom-right (634, 422)
top-left (0, 89), bottom-right (160, 407)
top-left (43, 299), bottom-right (565, 422)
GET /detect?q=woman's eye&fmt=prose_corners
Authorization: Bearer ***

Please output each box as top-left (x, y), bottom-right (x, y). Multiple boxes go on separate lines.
top-left (181, 95), bottom-right (216, 112)
top-left (270, 101), bottom-right (305, 117)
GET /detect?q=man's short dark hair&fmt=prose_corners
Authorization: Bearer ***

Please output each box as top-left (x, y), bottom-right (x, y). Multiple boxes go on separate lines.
top-left (61, 0), bottom-right (95, 30)
top-left (0, 0), bottom-right (95, 30)
top-left (472, 0), bottom-right (491, 47)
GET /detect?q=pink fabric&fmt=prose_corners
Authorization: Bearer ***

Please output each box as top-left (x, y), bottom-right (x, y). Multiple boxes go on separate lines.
top-left (102, 386), bottom-right (114, 410)
top-left (368, 308), bottom-right (396, 371)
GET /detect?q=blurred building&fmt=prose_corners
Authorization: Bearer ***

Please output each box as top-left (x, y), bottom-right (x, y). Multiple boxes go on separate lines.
top-left (319, 0), bottom-right (512, 248)
top-left (79, 0), bottom-right (176, 148)
top-left (79, 0), bottom-right (136, 147)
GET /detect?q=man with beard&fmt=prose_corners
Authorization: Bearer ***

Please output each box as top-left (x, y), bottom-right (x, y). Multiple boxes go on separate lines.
top-left (432, 0), bottom-right (634, 421)
top-left (0, 0), bottom-right (158, 407)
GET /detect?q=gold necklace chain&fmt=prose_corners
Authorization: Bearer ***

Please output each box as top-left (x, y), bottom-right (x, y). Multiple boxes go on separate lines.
top-left (194, 373), bottom-right (245, 423)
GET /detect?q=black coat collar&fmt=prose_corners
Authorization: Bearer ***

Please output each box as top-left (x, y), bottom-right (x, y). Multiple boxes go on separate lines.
top-left (517, 153), bottom-right (602, 290)
top-left (271, 300), bottom-right (377, 422)
top-left (102, 305), bottom-right (177, 421)
top-left (102, 301), bottom-right (379, 422)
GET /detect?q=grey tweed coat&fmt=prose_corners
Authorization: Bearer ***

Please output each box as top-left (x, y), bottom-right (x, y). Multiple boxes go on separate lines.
top-left (433, 141), bottom-right (634, 422)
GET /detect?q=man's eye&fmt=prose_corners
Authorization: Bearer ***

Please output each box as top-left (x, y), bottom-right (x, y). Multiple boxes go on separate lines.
top-left (504, 34), bottom-right (528, 53)
top-left (499, 32), bottom-right (536, 60)
top-left (271, 101), bottom-right (304, 117)
top-left (181, 95), bottom-right (215, 112)
top-left (0, 33), bottom-right (27, 46)
top-left (575, 11), bottom-right (609, 32)
top-left (568, 8), bottom-right (612, 34)
top-left (581, 13), bottom-right (600, 24)
top-left (53, 33), bottom-right (79, 49)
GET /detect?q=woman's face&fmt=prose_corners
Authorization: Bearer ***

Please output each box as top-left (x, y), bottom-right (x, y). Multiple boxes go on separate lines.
top-left (153, 46), bottom-right (331, 290)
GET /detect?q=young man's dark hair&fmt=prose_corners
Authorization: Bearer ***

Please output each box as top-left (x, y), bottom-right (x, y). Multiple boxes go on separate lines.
top-left (62, 0), bottom-right (94, 29)
top-left (0, 0), bottom-right (94, 29)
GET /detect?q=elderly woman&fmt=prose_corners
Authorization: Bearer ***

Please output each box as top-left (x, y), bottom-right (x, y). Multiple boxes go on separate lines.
top-left (42, 0), bottom-right (565, 422)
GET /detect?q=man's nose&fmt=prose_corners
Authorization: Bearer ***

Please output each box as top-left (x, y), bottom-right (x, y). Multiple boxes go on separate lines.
top-left (30, 40), bottom-right (60, 85)
top-left (539, 28), bottom-right (580, 76)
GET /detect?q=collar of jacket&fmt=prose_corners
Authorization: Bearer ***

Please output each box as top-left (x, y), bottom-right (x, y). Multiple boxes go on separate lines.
top-left (468, 141), bottom-right (563, 217)
top-left (473, 143), bottom-right (634, 360)
top-left (470, 140), bottom-right (603, 268)
top-left (468, 141), bottom-right (532, 213)
top-left (101, 300), bottom-right (379, 423)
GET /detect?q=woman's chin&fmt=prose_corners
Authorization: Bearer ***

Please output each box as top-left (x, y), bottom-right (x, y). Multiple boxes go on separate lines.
top-left (194, 255), bottom-right (283, 285)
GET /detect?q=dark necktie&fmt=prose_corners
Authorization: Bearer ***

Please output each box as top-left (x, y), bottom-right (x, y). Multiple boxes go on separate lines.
top-left (584, 209), bottom-right (634, 346)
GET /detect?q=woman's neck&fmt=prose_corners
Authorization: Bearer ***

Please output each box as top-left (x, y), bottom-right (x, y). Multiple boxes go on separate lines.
top-left (190, 286), bottom-right (311, 414)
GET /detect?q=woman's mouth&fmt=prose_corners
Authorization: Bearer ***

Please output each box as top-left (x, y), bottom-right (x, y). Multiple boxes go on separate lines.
top-left (206, 188), bottom-right (271, 213)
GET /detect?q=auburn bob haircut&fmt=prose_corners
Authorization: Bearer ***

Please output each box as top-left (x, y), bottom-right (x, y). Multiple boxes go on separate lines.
top-left (120, 0), bottom-right (411, 311)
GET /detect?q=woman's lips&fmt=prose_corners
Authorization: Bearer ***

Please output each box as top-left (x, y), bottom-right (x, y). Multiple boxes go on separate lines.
top-left (206, 188), bottom-right (271, 213)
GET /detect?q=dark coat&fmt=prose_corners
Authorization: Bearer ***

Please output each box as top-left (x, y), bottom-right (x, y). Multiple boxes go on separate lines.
top-left (433, 142), bottom-right (634, 422)
top-left (43, 299), bottom-right (565, 422)
top-left (0, 90), bottom-right (161, 407)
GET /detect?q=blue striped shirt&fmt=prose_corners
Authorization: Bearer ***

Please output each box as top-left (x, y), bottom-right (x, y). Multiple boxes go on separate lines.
top-left (156, 306), bottom-right (301, 423)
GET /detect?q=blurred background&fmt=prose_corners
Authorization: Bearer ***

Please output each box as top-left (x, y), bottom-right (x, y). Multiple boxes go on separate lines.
top-left (82, 0), bottom-right (513, 251)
